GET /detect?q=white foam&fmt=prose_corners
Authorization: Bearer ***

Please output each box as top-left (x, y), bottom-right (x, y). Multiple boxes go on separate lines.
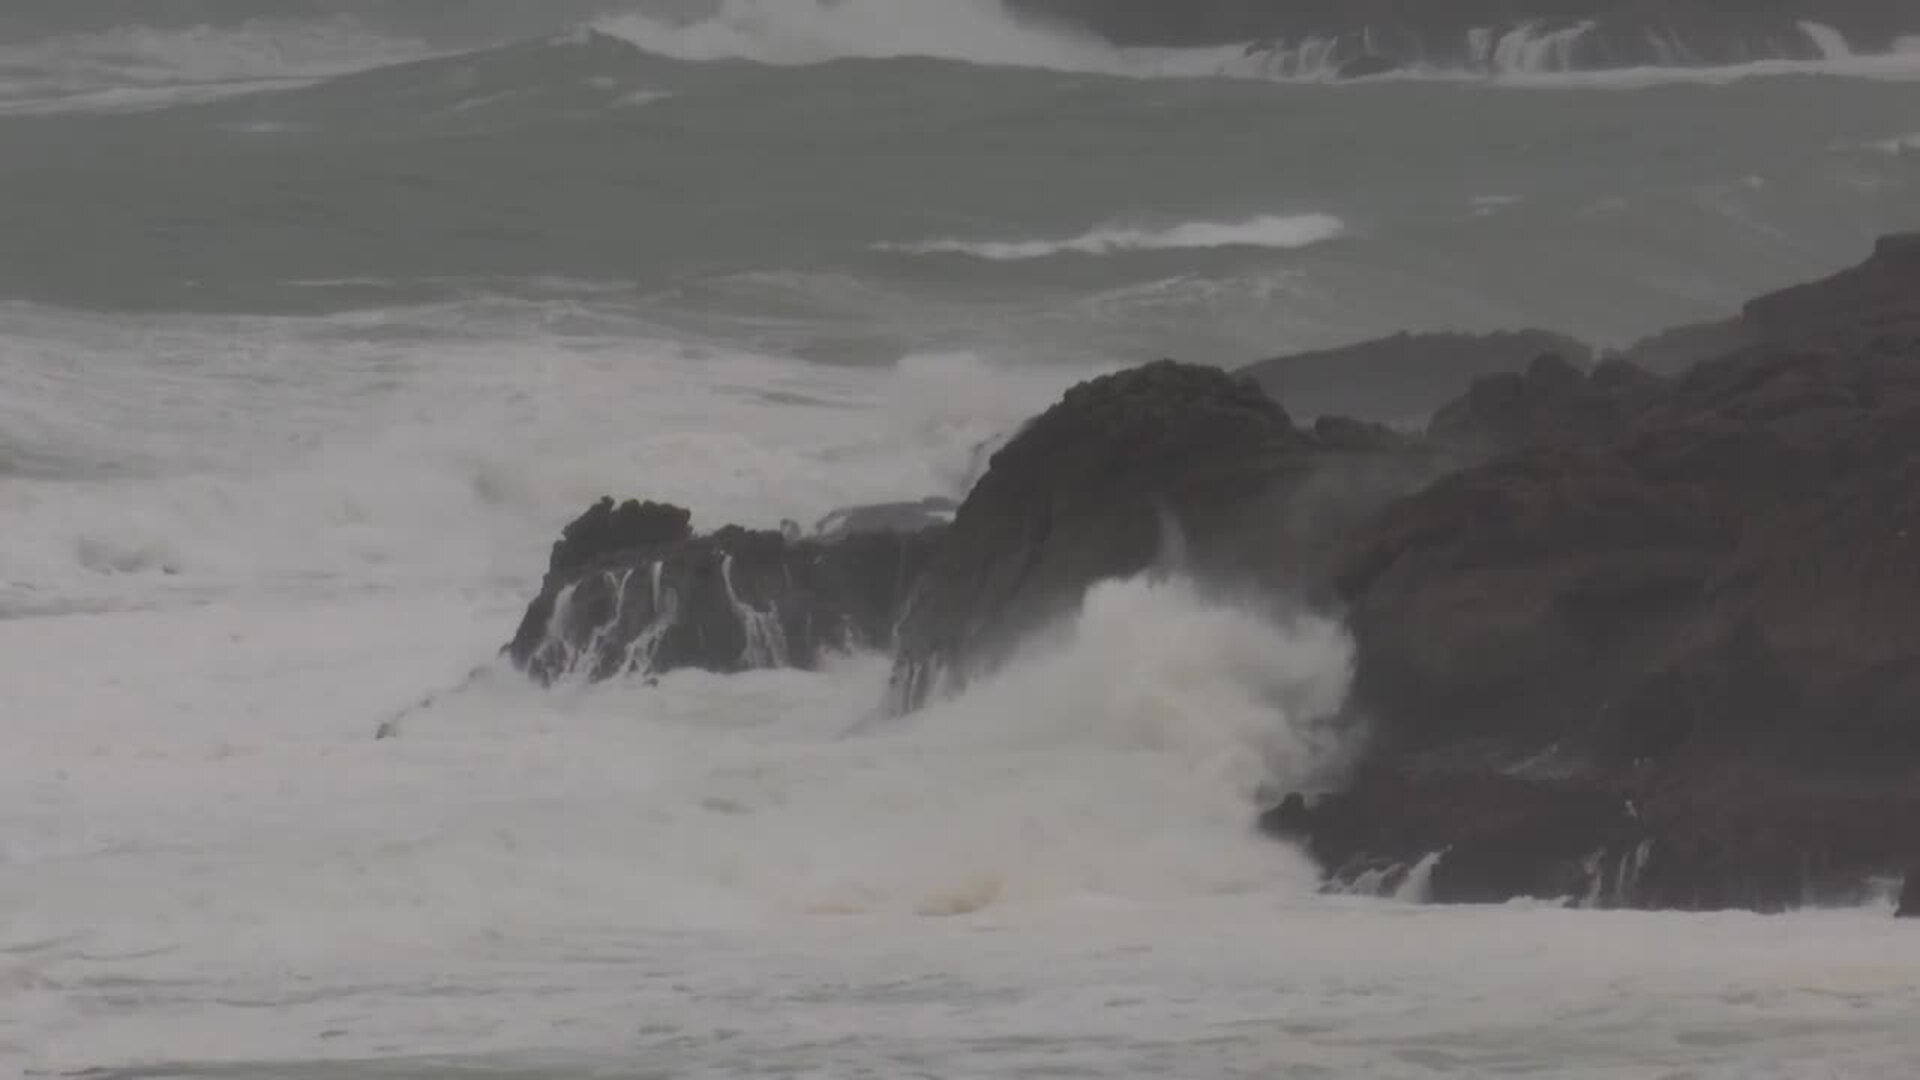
top-left (9, 295), bottom-right (1920, 1074)
top-left (1486, 45), bottom-right (1920, 88)
top-left (592, 0), bottom-right (1118, 70)
top-left (1868, 132), bottom-right (1920, 155)
top-left (0, 18), bottom-right (436, 113)
top-left (1485, 19), bottom-right (1597, 73)
top-left (8, 586), bottom-right (1920, 1075)
top-left (0, 563), bottom-right (1358, 1061)
top-left (880, 213), bottom-right (1347, 261)
top-left (0, 302), bottom-right (1100, 617)
top-left (1799, 21), bottom-right (1855, 61)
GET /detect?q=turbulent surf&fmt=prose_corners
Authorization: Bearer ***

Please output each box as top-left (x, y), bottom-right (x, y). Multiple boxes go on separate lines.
top-left (4, 2), bottom-right (1920, 1077)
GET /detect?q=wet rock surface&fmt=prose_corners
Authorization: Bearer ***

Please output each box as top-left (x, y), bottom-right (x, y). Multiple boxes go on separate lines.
top-left (508, 499), bottom-right (941, 683)
top-left (504, 234), bottom-right (1920, 915)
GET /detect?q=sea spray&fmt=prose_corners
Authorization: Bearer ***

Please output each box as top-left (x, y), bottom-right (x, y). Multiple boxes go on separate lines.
top-left (374, 568), bottom-right (1359, 917)
top-left (787, 571), bottom-right (1358, 913)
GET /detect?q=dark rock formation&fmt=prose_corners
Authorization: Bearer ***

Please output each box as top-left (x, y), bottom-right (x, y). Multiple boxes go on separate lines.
top-left (1005, 0), bottom-right (1919, 68)
top-left (548, 497), bottom-right (692, 580)
top-left (508, 498), bottom-right (941, 685)
top-left (502, 234), bottom-right (1920, 916)
top-left (887, 359), bottom-right (1449, 712)
top-left (1625, 233), bottom-right (1920, 371)
top-left (1277, 235), bottom-right (1920, 911)
top-left (880, 232), bottom-right (1920, 914)
top-left (1900, 869), bottom-right (1919, 917)
top-left (1426, 352), bottom-right (1660, 454)
top-left (1238, 329), bottom-right (1592, 427)
top-left (1286, 324), bottom-right (1920, 909)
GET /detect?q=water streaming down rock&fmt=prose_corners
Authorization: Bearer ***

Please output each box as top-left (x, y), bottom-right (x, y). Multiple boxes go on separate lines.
top-left (720, 553), bottom-right (791, 670)
top-left (1799, 19), bottom-right (1856, 58)
top-left (507, 497), bottom-right (943, 684)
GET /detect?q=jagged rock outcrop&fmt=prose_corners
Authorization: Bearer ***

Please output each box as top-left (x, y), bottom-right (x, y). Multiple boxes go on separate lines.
top-left (507, 497), bottom-right (941, 684)
top-left (501, 235), bottom-right (1920, 916)
top-left (878, 233), bottom-right (1920, 914)
top-left (886, 359), bottom-right (1449, 712)
top-left (1238, 329), bottom-right (1592, 427)
top-left (1005, 0), bottom-right (1918, 71)
top-left (1276, 324), bottom-right (1920, 910)
top-left (1426, 352), bottom-right (1661, 454)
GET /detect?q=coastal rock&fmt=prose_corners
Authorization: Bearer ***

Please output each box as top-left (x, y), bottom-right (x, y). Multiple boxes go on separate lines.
top-left (548, 497), bottom-right (691, 579)
top-left (904, 234), bottom-right (1920, 913)
top-left (1238, 329), bottom-right (1592, 427)
top-left (1305, 320), bottom-right (1920, 909)
top-left (1625, 230), bottom-right (1920, 370)
top-left (886, 359), bottom-right (1446, 712)
top-left (508, 498), bottom-right (940, 684)
top-left (1426, 352), bottom-right (1659, 454)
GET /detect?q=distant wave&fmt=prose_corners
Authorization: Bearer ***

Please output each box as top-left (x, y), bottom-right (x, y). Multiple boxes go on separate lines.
top-left (585, 0), bottom-right (1920, 85)
top-left (878, 214), bottom-right (1347, 261)
top-left (11, 1), bottom-right (1918, 119)
top-left (0, 17), bottom-right (436, 111)
top-left (591, 0), bottom-right (1116, 70)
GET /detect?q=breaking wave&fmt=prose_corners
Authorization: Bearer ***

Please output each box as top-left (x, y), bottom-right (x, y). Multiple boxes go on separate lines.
top-left (585, 0), bottom-right (1920, 84)
top-left (878, 214), bottom-right (1348, 261)
top-left (0, 17), bottom-right (436, 112)
top-left (591, 0), bottom-right (1116, 70)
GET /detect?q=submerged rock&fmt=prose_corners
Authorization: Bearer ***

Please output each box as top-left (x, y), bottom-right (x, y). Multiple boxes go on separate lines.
top-left (507, 498), bottom-right (941, 684)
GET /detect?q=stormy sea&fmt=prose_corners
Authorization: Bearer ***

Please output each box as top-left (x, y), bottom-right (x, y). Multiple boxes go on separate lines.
top-left (5, 2), bottom-right (1920, 1077)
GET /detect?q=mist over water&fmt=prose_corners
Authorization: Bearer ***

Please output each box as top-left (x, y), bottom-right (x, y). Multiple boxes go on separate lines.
top-left (5, 2), bottom-right (1920, 1077)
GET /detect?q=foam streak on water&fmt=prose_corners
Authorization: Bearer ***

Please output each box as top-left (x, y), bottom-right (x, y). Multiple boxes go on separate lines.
top-left (878, 213), bottom-right (1348, 261)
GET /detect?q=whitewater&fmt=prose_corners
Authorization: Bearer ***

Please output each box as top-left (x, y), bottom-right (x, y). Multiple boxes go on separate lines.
top-left (6, 1), bottom-right (1920, 1076)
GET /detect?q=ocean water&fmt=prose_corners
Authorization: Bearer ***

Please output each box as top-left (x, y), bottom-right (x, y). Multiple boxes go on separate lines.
top-left (5, 2), bottom-right (1920, 1077)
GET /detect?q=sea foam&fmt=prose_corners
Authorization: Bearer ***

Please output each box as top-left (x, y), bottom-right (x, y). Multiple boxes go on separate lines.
top-left (878, 213), bottom-right (1348, 261)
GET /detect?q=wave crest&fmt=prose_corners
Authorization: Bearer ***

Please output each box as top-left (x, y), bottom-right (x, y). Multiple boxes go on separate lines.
top-left (0, 17), bottom-right (434, 112)
top-left (584, 0), bottom-right (1920, 85)
top-left (878, 214), bottom-right (1347, 261)
top-left (592, 0), bottom-right (1112, 69)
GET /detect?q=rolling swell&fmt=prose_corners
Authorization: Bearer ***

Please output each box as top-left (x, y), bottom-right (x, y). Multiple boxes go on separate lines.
top-left (2, 12), bottom-right (1917, 355)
